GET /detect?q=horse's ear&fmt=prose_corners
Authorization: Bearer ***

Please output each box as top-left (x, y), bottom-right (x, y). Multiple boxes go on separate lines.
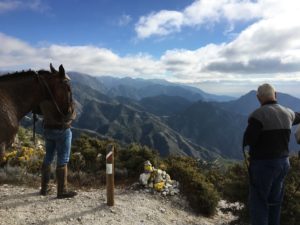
top-left (59, 65), bottom-right (65, 78)
top-left (58, 64), bottom-right (70, 80)
top-left (50, 63), bottom-right (57, 73)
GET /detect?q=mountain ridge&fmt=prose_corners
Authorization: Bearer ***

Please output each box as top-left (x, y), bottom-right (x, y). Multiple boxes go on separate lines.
top-left (70, 74), bottom-right (300, 159)
top-left (68, 72), bottom-right (234, 102)
top-left (74, 98), bottom-right (219, 159)
top-left (14, 71), bottom-right (300, 160)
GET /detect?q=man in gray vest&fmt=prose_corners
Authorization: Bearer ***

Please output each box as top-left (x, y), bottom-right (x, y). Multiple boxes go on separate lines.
top-left (243, 83), bottom-right (300, 225)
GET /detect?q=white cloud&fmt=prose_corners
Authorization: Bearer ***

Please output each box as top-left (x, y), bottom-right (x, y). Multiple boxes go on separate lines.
top-left (205, 15), bottom-right (300, 74)
top-left (221, 1), bottom-right (262, 22)
top-left (0, 33), bottom-right (165, 79)
top-left (135, 0), bottom-right (300, 39)
top-left (135, 10), bottom-right (184, 39)
top-left (135, 0), bottom-right (263, 39)
top-left (135, 0), bottom-right (300, 81)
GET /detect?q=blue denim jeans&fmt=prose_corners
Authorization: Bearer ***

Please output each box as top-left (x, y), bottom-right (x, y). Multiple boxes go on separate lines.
top-left (43, 128), bottom-right (72, 167)
top-left (249, 157), bottom-right (290, 225)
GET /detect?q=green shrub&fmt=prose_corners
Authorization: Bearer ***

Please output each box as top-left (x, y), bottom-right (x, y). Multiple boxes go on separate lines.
top-left (3, 146), bottom-right (45, 174)
top-left (221, 164), bottom-right (249, 203)
top-left (281, 156), bottom-right (300, 225)
top-left (166, 156), bottom-right (220, 216)
top-left (70, 135), bottom-right (112, 172)
top-left (218, 163), bottom-right (249, 224)
top-left (70, 136), bottom-right (161, 181)
top-left (116, 143), bottom-right (160, 177)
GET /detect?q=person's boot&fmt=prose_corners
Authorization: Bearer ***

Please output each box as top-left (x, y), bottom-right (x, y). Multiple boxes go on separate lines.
top-left (40, 164), bottom-right (51, 196)
top-left (56, 165), bottom-right (77, 199)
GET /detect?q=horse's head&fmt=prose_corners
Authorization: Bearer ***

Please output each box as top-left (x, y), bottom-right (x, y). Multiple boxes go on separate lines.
top-left (38, 64), bottom-right (74, 117)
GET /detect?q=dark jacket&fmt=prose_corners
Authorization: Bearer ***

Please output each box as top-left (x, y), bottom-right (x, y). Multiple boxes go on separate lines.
top-left (243, 101), bottom-right (300, 160)
top-left (39, 100), bottom-right (76, 129)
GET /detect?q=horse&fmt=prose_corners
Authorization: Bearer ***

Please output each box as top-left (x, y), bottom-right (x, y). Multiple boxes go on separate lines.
top-left (0, 64), bottom-right (73, 161)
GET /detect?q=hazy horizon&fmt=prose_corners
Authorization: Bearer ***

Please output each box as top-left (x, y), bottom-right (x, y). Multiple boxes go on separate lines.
top-left (2, 68), bottom-right (300, 99)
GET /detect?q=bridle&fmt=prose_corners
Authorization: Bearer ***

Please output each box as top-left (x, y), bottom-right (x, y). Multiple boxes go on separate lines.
top-left (32, 71), bottom-right (74, 144)
top-left (36, 71), bottom-right (73, 120)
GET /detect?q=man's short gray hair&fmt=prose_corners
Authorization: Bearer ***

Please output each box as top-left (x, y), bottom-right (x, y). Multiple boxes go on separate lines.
top-left (257, 83), bottom-right (276, 99)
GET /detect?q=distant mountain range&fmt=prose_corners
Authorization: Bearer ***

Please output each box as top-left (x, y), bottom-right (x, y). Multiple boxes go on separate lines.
top-left (74, 99), bottom-right (217, 159)
top-left (68, 72), bottom-right (242, 158)
top-left (215, 90), bottom-right (300, 116)
top-left (139, 95), bottom-right (192, 116)
top-left (167, 101), bottom-right (247, 159)
top-left (67, 72), bottom-right (300, 159)
top-left (11, 70), bottom-right (300, 160)
top-left (69, 72), bottom-right (235, 102)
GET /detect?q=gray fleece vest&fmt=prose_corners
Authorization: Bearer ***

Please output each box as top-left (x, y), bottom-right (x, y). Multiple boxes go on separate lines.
top-left (249, 103), bottom-right (295, 159)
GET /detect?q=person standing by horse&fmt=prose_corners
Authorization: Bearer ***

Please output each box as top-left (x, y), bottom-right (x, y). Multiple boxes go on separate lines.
top-left (39, 64), bottom-right (77, 199)
top-left (0, 64), bottom-right (72, 167)
top-left (243, 83), bottom-right (300, 225)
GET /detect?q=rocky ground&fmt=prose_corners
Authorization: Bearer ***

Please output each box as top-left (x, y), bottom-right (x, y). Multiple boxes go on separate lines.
top-left (0, 184), bottom-right (238, 225)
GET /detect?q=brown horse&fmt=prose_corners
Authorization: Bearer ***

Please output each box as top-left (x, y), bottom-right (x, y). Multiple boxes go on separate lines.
top-left (0, 64), bottom-right (73, 161)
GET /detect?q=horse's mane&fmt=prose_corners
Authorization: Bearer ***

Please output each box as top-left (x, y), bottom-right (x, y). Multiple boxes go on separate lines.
top-left (0, 70), bottom-right (52, 82)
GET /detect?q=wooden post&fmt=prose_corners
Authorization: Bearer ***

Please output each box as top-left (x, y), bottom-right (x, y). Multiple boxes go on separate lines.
top-left (106, 144), bottom-right (114, 206)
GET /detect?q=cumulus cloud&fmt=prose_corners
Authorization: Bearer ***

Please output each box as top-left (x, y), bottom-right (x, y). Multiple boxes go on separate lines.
top-left (203, 14), bottom-right (300, 74)
top-left (135, 10), bottom-right (184, 39)
top-left (135, 0), bottom-right (300, 39)
top-left (135, 0), bottom-right (263, 39)
top-left (206, 58), bottom-right (300, 74)
top-left (0, 33), bottom-right (165, 79)
top-left (134, 0), bottom-right (300, 80)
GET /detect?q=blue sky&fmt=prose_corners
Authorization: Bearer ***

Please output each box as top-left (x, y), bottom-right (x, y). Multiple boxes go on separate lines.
top-left (1, 0), bottom-right (300, 97)
top-left (0, 0), bottom-right (231, 56)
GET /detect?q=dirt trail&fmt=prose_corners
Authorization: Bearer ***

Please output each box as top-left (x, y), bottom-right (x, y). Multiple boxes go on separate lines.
top-left (0, 184), bottom-right (236, 225)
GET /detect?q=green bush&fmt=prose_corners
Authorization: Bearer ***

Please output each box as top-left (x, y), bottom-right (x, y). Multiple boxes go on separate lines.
top-left (220, 164), bottom-right (249, 203)
top-left (281, 156), bottom-right (300, 225)
top-left (70, 136), bottom-right (161, 180)
top-left (218, 163), bottom-right (249, 224)
top-left (166, 156), bottom-right (220, 216)
top-left (116, 143), bottom-right (160, 177)
top-left (70, 135), bottom-right (113, 172)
